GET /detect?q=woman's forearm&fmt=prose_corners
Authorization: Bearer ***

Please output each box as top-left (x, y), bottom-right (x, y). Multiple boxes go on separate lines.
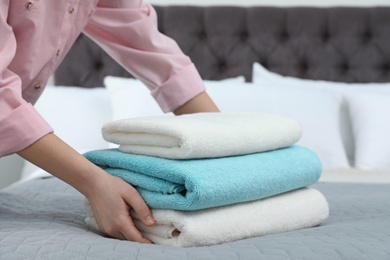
top-left (17, 133), bottom-right (155, 242)
top-left (174, 91), bottom-right (219, 115)
top-left (17, 133), bottom-right (103, 197)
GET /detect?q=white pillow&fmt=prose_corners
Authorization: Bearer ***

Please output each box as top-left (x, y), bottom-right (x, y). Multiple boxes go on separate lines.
top-left (104, 76), bottom-right (245, 120)
top-left (105, 76), bottom-right (168, 120)
top-left (20, 86), bottom-right (112, 180)
top-left (347, 92), bottom-right (390, 171)
top-left (206, 81), bottom-right (349, 169)
top-left (252, 62), bottom-right (390, 167)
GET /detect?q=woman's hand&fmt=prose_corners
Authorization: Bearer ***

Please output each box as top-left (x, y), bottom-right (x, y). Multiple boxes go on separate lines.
top-left (18, 132), bottom-right (155, 243)
top-left (85, 172), bottom-right (155, 242)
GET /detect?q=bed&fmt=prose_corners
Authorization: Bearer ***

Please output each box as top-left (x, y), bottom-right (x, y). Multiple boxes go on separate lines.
top-left (1, 5), bottom-right (390, 259)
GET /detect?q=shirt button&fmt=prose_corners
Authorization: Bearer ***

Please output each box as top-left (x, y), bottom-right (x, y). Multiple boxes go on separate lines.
top-left (34, 83), bottom-right (41, 89)
top-left (25, 2), bottom-right (33, 10)
top-left (56, 49), bottom-right (61, 56)
top-left (68, 6), bottom-right (75, 14)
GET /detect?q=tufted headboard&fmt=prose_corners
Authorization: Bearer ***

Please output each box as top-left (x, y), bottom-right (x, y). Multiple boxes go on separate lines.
top-left (54, 6), bottom-right (390, 87)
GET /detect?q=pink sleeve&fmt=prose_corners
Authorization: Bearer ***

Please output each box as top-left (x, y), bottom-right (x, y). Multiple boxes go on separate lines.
top-left (0, 4), bottom-right (52, 157)
top-left (84, 0), bottom-right (205, 112)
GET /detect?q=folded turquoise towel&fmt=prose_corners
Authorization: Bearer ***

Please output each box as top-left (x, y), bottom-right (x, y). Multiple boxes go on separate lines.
top-left (84, 145), bottom-right (322, 211)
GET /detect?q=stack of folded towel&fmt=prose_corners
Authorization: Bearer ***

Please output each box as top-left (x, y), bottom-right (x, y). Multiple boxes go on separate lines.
top-left (83, 112), bottom-right (329, 247)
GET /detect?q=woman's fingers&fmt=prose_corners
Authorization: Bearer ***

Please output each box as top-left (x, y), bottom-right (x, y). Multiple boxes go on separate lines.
top-left (103, 213), bottom-right (152, 243)
top-left (123, 186), bottom-right (155, 227)
top-left (120, 217), bottom-right (153, 244)
top-left (87, 174), bottom-right (154, 243)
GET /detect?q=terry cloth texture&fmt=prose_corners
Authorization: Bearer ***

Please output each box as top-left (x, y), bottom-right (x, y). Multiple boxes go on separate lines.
top-left (85, 188), bottom-right (329, 247)
top-left (83, 145), bottom-right (322, 211)
top-left (101, 112), bottom-right (302, 159)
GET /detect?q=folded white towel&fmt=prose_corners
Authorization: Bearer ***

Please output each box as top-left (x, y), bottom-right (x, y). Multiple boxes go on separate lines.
top-left (102, 112), bottom-right (302, 159)
top-left (85, 188), bottom-right (329, 247)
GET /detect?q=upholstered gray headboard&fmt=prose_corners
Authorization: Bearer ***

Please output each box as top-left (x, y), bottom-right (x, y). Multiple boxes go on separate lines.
top-left (54, 6), bottom-right (390, 87)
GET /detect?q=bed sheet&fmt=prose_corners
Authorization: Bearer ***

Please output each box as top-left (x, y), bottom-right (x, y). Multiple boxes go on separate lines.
top-left (1, 177), bottom-right (389, 260)
top-left (320, 168), bottom-right (390, 183)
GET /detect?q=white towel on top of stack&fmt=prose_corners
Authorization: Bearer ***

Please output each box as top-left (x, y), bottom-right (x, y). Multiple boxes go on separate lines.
top-left (101, 112), bottom-right (302, 159)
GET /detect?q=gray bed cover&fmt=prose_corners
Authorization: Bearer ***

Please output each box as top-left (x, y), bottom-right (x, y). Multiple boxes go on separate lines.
top-left (1, 177), bottom-right (389, 260)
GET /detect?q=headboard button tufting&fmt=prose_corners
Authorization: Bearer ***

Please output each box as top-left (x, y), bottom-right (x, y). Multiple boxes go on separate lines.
top-left (362, 31), bottom-right (372, 44)
top-left (240, 32), bottom-right (249, 41)
top-left (54, 6), bottom-right (390, 85)
top-left (262, 61), bottom-right (268, 69)
top-left (300, 60), bottom-right (309, 72)
top-left (218, 60), bottom-right (227, 71)
top-left (382, 63), bottom-right (390, 73)
top-left (279, 31), bottom-right (289, 42)
top-left (199, 32), bottom-right (207, 40)
top-left (322, 31), bottom-right (330, 43)
top-left (94, 61), bottom-right (103, 70)
top-left (340, 62), bottom-right (350, 73)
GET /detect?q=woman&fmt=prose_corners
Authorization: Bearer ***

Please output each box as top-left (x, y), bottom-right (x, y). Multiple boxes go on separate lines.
top-left (0, 0), bottom-right (219, 243)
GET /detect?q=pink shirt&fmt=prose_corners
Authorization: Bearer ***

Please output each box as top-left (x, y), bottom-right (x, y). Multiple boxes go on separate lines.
top-left (0, 0), bottom-right (205, 157)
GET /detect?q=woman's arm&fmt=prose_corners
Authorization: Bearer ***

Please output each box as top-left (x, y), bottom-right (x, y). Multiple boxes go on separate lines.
top-left (174, 91), bottom-right (220, 115)
top-left (17, 133), bottom-right (155, 243)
